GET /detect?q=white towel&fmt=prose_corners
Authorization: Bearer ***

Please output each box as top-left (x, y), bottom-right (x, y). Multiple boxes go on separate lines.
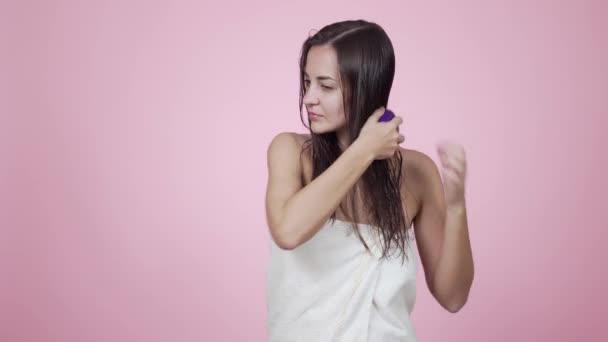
top-left (267, 219), bottom-right (418, 342)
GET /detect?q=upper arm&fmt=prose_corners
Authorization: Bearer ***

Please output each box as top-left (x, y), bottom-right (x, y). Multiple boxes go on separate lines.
top-left (265, 132), bottom-right (304, 245)
top-left (413, 152), bottom-right (447, 295)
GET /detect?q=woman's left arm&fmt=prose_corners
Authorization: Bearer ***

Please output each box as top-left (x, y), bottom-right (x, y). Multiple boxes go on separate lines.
top-left (413, 143), bottom-right (474, 313)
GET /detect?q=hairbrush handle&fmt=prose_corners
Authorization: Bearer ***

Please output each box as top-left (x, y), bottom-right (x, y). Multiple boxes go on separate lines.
top-left (378, 109), bottom-right (400, 132)
top-left (378, 109), bottom-right (395, 122)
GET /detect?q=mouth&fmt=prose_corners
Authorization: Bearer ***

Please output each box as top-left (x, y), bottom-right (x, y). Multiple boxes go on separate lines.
top-left (308, 112), bottom-right (323, 121)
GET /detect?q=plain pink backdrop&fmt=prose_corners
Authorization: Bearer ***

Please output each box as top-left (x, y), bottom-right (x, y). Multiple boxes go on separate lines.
top-left (2, 0), bottom-right (607, 341)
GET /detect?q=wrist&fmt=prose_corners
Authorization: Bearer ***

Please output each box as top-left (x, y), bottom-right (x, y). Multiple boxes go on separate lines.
top-left (350, 138), bottom-right (375, 164)
top-left (447, 201), bottom-right (466, 216)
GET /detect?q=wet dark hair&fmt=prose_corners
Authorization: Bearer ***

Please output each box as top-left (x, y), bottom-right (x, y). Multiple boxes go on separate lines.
top-left (298, 19), bottom-right (412, 261)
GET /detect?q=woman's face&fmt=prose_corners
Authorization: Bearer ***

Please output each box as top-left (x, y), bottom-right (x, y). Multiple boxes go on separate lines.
top-left (303, 45), bottom-right (347, 134)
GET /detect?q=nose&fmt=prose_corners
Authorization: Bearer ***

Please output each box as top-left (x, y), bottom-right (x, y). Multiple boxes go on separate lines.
top-left (302, 87), bottom-right (319, 106)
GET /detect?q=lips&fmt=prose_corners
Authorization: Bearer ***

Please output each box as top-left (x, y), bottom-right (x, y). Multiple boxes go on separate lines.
top-left (308, 112), bottom-right (322, 121)
top-left (308, 111), bottom-right (323, 117)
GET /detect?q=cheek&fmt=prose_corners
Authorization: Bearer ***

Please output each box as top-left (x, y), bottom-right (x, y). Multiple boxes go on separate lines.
top-left (330, 93), bottom-right (345, 116)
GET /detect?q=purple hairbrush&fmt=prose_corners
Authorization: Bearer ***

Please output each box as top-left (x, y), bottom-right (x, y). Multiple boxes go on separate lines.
top-left (378, 109), bottom-right (395, 122)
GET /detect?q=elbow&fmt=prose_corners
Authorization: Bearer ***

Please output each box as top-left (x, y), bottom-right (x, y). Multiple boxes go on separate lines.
top-left (435, 273), bottom-right (474, 313)
top-left (274, 238), bottom-right (299, 251)
top-left (269, 218), bottom-right (323, 251)
top-left (270, 224), bottom-right (301, 251)
top-left (433, 283), bottom-right (472, 314)
top-left (440, 288), bottom-right (471, 313)
top-left (444, 296), bottom-right (468, 313)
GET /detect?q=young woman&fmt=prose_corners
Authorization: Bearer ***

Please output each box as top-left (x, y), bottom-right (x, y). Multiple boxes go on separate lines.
top-left (265, 19), bottom-right (474, 341)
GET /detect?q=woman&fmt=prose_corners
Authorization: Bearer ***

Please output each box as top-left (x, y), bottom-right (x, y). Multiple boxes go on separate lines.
top-left (265, 19), bottom-right (474, 341)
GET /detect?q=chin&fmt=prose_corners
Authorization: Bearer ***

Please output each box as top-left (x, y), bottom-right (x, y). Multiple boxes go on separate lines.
top-left (310, 121), bottom-right (341, 134)
top-left (310, 125), bottom-right (333, 135)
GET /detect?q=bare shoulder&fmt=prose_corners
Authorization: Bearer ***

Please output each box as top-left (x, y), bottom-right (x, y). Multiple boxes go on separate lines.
top-left (290, 132), bottom-right (313, 161)
top-left (267, 132), bottom-right (302, 154)
top-left (399, 147), bottom-right (442, 198)
top-left (400, 147), bottom-right (438, 178)
top-left (293, 132), bottom-right (312, 148)
top-left (268, 132), bottom-right (310, 148)
top-left (266, 132), bottom-right (311, 168)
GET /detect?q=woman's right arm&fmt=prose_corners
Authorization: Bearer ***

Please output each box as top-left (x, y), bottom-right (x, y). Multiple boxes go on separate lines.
top-left (264, 132), bottom-right (375, 250)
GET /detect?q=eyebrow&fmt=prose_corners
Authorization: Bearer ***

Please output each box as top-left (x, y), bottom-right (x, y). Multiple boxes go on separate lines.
top-left (304, 72), bottom-right (337, 81)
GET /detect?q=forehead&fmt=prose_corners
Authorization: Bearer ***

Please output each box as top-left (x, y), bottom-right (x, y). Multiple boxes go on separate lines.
top-left (304, 45), bottom-right (339, 79)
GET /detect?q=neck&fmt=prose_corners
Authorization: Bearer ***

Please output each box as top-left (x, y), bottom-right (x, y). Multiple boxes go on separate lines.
top-left (336, 128), bottom-right (350, 152)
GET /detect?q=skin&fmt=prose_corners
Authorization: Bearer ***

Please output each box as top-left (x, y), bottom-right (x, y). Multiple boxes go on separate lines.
top-left (270, 44), bottom-right (474, 313)
top-left (302, 45), bottom-right (350, 150)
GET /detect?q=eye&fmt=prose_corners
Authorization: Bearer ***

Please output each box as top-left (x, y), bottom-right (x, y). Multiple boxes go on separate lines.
top-left (321, 85), bottom-right (333, 90)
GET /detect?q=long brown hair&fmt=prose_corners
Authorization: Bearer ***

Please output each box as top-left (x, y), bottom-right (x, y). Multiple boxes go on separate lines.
top-left (298, 20), bottom-right (412, 262)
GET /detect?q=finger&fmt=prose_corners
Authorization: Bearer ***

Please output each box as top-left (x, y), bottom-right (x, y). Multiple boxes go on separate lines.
top-left (438, 146), bottom-right (463, 169)
top-left (390, 116), bottom-right (403, 128)
top-left (439, 143), bottom-right (466, 163)
top-left (444, 152), bottom-right (466, 171)
top-left (441, 167), bottom-right (463, 185)
top-left (371, 106), bottom-right (386, 119)
top-left (442, 156), bottom-right (466, 179)
top-left (441, 159), bottom-right (465, 182)
top-left (446, 147), bottom-right (465, 165)
top-left (444, 162), bottom-right (465, 180)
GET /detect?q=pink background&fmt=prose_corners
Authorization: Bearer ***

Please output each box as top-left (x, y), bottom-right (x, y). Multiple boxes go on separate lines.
top-left (2, 0), bottom-right (607, 341)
